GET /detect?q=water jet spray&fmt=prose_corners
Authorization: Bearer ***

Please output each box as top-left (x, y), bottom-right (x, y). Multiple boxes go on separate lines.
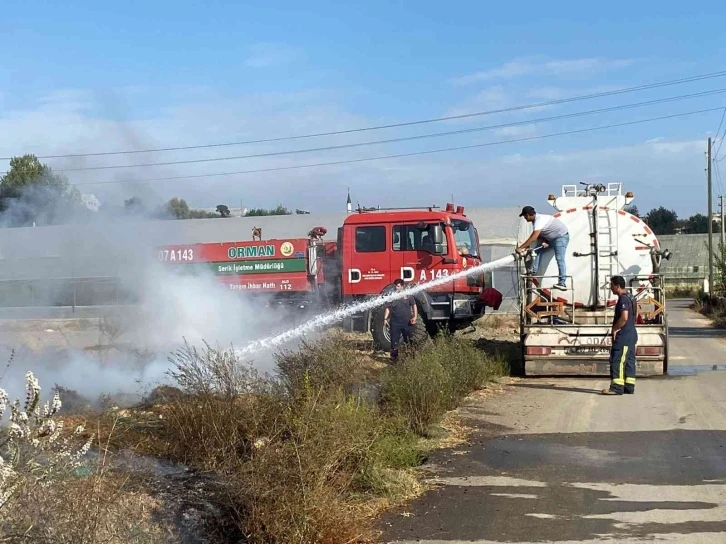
top-left (235, 253), bottom-right (518, 357)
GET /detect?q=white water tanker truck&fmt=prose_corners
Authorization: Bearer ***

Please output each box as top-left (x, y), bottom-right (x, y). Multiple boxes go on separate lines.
top-left (517, 182), bottom-right (672, 376)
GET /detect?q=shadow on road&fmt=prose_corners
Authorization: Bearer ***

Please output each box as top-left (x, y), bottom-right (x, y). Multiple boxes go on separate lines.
top-left (511, 383), bottom-right (602, 395)
top-left (669, 326), bottom-right (726, 339)
top-left (379, 428), bottom-right (726, 542)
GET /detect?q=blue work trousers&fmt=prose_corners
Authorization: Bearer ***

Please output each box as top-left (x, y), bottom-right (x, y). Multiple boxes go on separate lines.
top-left (533, 233), bottom-right (569, 285)
top-left (608, 332), bottom-right (638, 394)
top-left (390, 320), bottom-right (413, 361)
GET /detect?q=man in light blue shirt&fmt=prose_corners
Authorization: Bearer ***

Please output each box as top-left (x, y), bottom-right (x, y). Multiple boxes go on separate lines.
top-left (516, 206), bottom-right (570, 290)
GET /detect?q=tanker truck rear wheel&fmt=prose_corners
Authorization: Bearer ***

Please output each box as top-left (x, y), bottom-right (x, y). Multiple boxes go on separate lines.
top-left (371, 306), bottom-right (428, 353)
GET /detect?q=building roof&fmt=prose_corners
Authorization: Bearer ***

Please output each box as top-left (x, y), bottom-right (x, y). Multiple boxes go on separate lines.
top-left (658, 233), bottom-right (712, 281)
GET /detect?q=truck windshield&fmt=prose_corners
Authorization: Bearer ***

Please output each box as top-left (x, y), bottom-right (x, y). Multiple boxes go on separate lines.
top-left (451, 220), bottom-right (478, 257)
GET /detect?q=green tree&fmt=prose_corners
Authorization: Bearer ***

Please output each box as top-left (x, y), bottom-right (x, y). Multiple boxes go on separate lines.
top-left (188, 209), bottom-right (218, 219)
top-left (165, 197), bottom-right (191, 219)
top-left (684, 213), bottom-right (719, 234)
top-left (643, 207), bottom-right (678, 235)
top-left (216, 204), bottom-right (231, 217)
top-left (0, 154), bottom-right (81, 226)
top-left (624, 204), bottom-right (640, 217)
top-left (246, 204), bottom-right (292, 217)
top-left (154, 198), bottom-right (218, 219)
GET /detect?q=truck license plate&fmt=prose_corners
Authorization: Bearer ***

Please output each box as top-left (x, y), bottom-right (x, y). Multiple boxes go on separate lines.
top-left (568, 346), bottom-right (609, 355)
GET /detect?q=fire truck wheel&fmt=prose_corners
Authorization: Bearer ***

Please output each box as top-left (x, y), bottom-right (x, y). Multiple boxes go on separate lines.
top-left (370, 307), bottom-right (428, 352)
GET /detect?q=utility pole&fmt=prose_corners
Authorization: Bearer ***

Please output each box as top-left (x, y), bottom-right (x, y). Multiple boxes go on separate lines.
top-left (721, 195), bottom-right (725, 248)
top-left (707, 138), bottom-right (713, 295)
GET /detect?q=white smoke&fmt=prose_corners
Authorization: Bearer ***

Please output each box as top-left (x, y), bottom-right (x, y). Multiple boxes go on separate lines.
top-left (0, 213), bottom-right (307, 405)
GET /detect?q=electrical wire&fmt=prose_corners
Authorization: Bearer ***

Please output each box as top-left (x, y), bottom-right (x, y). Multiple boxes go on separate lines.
top-left (67, 106), bottom-right (724, 186)
top-left (714, 109), bottom-right (726, 161)
top-left (2, 69), bottom-right (726, 161)
top-left (23, 88), bottom-right (726, 174)
top-left (715, 159), bottom-right (725, 197)
top-left (714, 107), bottom-right (726, 143)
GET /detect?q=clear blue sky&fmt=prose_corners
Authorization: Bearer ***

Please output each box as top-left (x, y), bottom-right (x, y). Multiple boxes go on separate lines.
top-left (1, 1), bottom-right (725, 217)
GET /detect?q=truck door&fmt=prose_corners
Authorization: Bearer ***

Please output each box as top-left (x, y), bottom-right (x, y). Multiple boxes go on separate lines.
top-left (343, 222), bottom-right (392, 296)
top-left (391, 223), bottom-right (444, 285)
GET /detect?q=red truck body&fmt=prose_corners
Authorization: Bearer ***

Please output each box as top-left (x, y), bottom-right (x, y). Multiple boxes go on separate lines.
top-left (156, 204), bottom-right (497, 350)
top-left (157, 238), bottom-right (319, 293)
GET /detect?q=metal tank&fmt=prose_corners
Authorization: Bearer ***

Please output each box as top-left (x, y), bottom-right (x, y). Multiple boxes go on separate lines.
top-left (518, 183), bottom-right (671, 377)
top-left (527, 182), bottom-right (662, 309)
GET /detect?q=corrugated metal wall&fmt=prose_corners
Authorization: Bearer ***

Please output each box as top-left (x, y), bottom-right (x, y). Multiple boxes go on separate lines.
top-left (658, 234), bottom-right (711, 286)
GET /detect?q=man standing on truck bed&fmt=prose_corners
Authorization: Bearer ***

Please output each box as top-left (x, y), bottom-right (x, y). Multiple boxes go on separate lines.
top-left (383, 279), bottom-right (418, 362)
top-left (603, 275), bottom-right (638, 395)
top-left (516, 206), bottom-right (570, 290)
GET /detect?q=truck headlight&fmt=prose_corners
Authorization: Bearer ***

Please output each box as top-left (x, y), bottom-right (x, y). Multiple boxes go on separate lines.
top-left (453, 299), bottom-right (472, 316)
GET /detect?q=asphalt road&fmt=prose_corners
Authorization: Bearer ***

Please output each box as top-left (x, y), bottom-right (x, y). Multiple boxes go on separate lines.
top-left (379, 299), bottom-right (726, 543)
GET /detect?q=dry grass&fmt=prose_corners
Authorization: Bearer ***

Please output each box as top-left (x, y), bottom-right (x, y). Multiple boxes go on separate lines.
top-left (47, 332), bottom-right (508, 544)
top-left (665, 286), bottom-right (700, 298)
top-left (275, 331), bottom-right (380, 399)
top-left (712, 308), bottom-right (726, 329)
top-left (473, 314), bottom-right (518, 332)
top-left (232, 391), bottom-right (388, 543)
top-left (0, 417), bottom-right (173, 544)
top-left (159, 333), bottom-right (506, 542)
top-left (1, 472), bottom-right (171, 544)
top-left (691, 294), bottom-right (726, 329)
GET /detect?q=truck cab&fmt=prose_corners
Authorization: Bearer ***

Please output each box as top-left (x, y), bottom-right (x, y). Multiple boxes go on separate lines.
top-left (335, 204), bottom-right (486, 350)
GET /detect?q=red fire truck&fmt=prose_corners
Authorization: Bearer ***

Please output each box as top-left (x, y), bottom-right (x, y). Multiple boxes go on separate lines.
top-left (157, 204), bottom-right (498, 351)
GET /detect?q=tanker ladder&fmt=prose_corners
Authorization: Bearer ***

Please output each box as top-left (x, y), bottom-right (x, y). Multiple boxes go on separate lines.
top-left (592, 182), bottom-right (621, 309)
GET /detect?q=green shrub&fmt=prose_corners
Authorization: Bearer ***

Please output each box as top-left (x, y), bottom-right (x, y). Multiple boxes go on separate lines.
top-left (381, 336), bottom-right (506, 436)
top-left (665, 286), bottom-right (698, 298)
top-left (436, 335), bottom-right (505, 399)
top-left (275, 332), bottom-right (371, 400)
top-left (380, 351), bottom-right (452, 436)
top-left (712, 307), bottom-right (726, 328)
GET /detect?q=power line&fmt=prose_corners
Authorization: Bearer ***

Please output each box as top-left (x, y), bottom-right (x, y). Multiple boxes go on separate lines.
top-left (715, 108), bottom-right (726, 161)
top-left (3, 69), bottom-right (726, 161)
top-left (714, 107), bottom-right (726, 141)
top-left (715, 159), bottom-right (724, 196)
top-left (69, 106), bottom-right (723, 187)
top-left (26, 88), bottom-right (726, 174)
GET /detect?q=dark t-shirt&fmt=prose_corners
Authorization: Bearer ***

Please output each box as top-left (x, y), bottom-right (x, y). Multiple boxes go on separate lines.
top-left (386, 296), bottom-right (415, 323)
top-left (613, 293), bottom-right (637, 335)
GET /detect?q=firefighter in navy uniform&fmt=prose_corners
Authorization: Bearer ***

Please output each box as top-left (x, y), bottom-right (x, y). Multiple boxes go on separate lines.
top-left (383, 279), bottom-right (418, 362)
top-left (603, 275), bottom-right (638, 395)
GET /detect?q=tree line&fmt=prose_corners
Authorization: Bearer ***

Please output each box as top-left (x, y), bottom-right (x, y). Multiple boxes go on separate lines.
top-left (0, 155), bottom-right (299, 227)
top-left (625, 205), bottom-right (720, 235)
top-left (0, 154), bottom-right (714, 233)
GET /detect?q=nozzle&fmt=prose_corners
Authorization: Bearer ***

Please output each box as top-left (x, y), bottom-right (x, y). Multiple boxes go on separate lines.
top-left (513, 246), bottom-right (541, 260)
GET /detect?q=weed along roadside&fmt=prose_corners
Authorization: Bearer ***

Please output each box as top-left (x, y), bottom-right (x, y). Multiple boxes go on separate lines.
top-left (0, 330), bottom-right (508, 543)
